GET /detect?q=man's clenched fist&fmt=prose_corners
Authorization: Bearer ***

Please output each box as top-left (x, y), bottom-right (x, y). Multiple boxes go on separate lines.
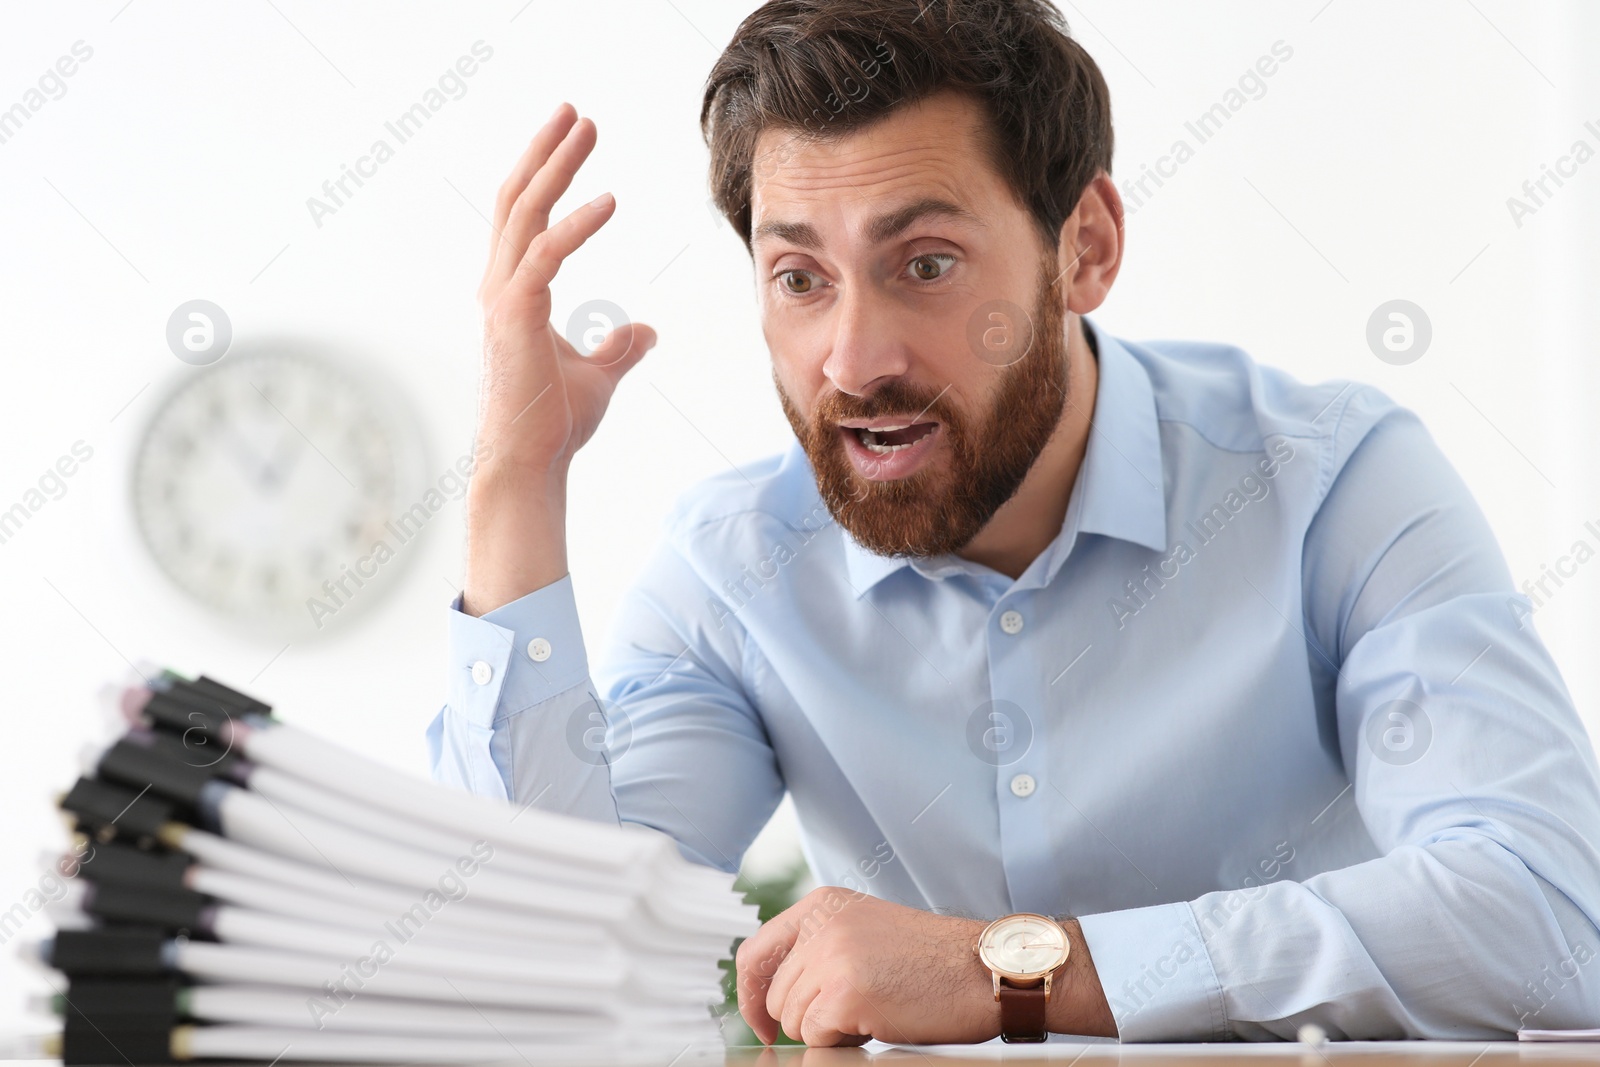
top-left (736, 888), bottom-right (996, 1046)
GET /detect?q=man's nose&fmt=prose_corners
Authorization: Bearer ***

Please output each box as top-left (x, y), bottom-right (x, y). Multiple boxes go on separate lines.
top-left (820, 287), bottom-right (910, 397)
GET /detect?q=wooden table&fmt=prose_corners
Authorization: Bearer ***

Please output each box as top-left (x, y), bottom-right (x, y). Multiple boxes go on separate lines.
top-left (8, 1044), bottom-right (1600, 1065)
top-left (722, 1041), bottom-right (1600, 1066)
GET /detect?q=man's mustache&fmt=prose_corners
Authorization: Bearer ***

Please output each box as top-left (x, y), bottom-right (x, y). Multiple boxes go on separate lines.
top-left (810, 381), bottom-right (960, 430)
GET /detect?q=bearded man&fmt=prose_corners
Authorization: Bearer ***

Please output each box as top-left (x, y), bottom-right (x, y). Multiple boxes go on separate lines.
top-left (428, 0), bottom-right (1600, 1046)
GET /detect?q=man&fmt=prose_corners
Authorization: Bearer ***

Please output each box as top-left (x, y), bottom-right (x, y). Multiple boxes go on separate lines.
top-left (428, 0), bottom-right (1600, 1046)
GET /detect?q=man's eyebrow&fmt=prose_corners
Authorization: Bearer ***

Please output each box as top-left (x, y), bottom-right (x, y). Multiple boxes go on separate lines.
top-left (751, 197), bottom-right (982, 250)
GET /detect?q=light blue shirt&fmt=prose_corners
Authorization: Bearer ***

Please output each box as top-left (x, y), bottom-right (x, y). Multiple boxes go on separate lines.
top-left (428, 317), bottom-right (1600, 1041)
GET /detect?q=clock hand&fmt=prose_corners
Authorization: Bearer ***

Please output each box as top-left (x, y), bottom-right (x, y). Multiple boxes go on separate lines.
top-left (260, 434), bottom-right (305, 489)
top-left (220, 424), bottom-right (274, 487)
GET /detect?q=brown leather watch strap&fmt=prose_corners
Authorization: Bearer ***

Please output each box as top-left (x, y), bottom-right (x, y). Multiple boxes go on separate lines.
top-left (998, 982), bottom-right (1049, 1043)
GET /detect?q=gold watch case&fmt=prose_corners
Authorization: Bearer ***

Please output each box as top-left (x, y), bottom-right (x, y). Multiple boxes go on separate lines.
top-left (974, 912), bottom-right (1071, 1001)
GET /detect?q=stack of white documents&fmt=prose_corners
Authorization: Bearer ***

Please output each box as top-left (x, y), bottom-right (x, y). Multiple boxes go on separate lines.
top-left (17, 671), bottom-right (757, 1064)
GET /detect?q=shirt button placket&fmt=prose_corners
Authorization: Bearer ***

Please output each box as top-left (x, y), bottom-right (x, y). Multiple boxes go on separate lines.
top-left (989, 600), bottom-right (1049, 911)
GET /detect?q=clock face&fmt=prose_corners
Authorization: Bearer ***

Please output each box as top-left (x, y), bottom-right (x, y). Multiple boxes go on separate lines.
top-left (130, 346), bottom-right (421, 636)
top-left (978, 914), bottom-right (1069, 978)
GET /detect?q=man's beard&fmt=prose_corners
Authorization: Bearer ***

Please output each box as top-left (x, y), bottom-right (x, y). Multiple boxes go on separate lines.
top-left (778, 256), bottom-right (1070, 558)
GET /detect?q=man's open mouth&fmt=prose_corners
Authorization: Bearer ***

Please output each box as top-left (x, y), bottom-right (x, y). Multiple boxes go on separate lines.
top-left (843, 421), bottom-right (940, 455)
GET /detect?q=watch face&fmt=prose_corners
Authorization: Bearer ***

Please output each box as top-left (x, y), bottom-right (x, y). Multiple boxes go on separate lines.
top-left (978, 913), bottom-right (1069, 979)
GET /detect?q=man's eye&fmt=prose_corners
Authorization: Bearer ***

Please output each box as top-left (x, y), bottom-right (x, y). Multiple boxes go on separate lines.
top-left (778, 270), bottom-right (816, 295)
top-left (908, 253), bottom-right (956, 282)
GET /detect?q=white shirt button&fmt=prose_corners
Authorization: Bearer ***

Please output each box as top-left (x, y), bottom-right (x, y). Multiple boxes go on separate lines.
top-left (1010, 773), bottom-right (1036, 798)
top-left (527, 637), bottom-right (552, 662)
top-left (999, 610), bottom-right (1025, 635)
top-left (470, 660), bottom-right (493, 685)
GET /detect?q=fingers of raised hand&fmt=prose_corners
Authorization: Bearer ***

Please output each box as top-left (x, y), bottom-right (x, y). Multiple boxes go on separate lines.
top-left (493, 103), bottom-right (576, 228)
top-left (505, 192), bottom-right (615, 303)
top-left (480, 105), bottom-right (578, 291)
top-left (492, 115), bottom-right (598, 289)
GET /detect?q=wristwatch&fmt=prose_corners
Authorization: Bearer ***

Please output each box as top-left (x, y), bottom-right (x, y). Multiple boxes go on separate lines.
top-left (975, 912), bottom-right (1071, 1043)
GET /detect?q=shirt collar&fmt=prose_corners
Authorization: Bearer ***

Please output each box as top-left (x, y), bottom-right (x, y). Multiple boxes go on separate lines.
top-left (837, 315), bottom-right (1168, 598)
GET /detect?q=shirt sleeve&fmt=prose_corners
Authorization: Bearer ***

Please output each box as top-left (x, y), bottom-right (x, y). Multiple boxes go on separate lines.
top-left (426, 574), bottom-right (618, 821)
top-left (426, 540), bottom-right (786, 873)
top-left (1078, 404), bottom-right (1600, 1041)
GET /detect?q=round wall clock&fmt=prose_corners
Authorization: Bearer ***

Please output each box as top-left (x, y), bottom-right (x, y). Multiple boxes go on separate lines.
top-left (129, 338), bottom-right (427, 639)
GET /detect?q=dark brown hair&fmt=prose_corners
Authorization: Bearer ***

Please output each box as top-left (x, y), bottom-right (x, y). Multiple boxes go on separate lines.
top-left (699, 0), bottom-right (1115, 255)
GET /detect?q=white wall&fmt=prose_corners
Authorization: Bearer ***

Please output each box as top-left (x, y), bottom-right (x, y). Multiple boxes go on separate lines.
top-left (1, 0), bottom-right (1595, 1036)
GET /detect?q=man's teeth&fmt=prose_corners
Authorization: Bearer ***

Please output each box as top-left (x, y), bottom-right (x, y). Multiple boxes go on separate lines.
top-left (857, 427), bottom-right (918, 454)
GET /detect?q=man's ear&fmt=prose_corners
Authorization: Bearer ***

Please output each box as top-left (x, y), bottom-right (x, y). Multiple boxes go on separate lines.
top-left (1055, 172), bottom-right (1124, 316)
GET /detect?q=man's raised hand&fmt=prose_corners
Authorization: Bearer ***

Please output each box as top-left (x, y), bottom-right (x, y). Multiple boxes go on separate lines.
top-left (465, 103), bottom-right (656, 615)
top-left (476, 101), bottom-right (655, 475)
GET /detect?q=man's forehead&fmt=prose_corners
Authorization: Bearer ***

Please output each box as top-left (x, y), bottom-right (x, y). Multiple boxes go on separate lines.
top-left (749, 93), bottom-right (997, 246)
top-left (751, 87), bottom-right (984, 168)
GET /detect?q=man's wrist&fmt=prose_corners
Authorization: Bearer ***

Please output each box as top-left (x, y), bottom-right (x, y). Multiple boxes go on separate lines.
top-left (1045, 918), bottom-right (1117, 1038)
top-left (963, 919), bottom-right (1004, 1041)
top-left (462, 462), bottom-right (570, 616)
top-left (467, 456), bottom-right (568, 520)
